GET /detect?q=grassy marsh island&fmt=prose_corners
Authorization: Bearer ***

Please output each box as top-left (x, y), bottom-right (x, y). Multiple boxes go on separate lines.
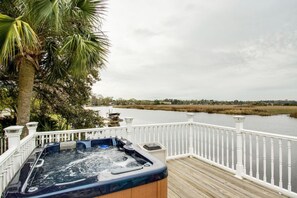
top-left (115, 105), bottom-right (297, 118)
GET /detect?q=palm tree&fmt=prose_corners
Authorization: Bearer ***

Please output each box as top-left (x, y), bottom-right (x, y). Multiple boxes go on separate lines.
top-left (0, 0), bottom-right (108, 136)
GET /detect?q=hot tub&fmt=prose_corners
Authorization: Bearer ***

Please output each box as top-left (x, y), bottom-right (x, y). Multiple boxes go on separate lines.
top-left (3, 138), bottom-right (167, 198)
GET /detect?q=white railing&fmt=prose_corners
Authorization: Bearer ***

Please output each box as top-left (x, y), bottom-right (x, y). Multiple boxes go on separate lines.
top-left (36, 126), bottom-right (127, 147)
top-left (132, 122), bottom-right (190, 159)
top-left (192, 122), bottom-right (237, 173)
top-left (0, 135), bottom-right (8, 155)
top-left (0, 126), bottom-right (36, 195)
top-left (0, 115), bottom-right (296, 197)
top-left (241, 129), bottom-right (297, 196)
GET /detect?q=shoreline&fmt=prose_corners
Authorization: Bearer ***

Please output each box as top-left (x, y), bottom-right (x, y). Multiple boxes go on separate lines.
top-left (114, 105), bottom-right (297, 118)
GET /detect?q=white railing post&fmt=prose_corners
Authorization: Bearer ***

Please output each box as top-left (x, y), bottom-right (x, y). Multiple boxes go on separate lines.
top-left (125, 117), bottom-right (134, 142)
top-left (233, 116), bottom-right (245, 179)
top-left (26, 122), bottom-right (38, 135)
top-left (187, 113), bottom-right (194, 156)
top-left (4, 126), bottom-right (23, 149)
top-left (26, 122), bottom-right (38, 148)
top-left (4, 125), bottom-right (24, 173)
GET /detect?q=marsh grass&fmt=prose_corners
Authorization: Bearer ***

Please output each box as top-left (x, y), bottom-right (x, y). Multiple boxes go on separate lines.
top-left (116, 105), bottom-right (297, 118)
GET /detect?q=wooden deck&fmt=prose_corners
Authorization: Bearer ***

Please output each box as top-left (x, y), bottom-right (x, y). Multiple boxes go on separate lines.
top-left (167, 157), bottom-right (287, 198)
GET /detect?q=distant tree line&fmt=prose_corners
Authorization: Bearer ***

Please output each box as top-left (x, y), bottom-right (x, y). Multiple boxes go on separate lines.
top-left (89, 96), bottom-right (297, 106)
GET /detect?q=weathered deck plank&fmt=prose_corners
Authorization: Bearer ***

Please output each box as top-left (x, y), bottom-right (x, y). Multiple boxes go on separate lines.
top-left (167, 157), bottom-right (287, 198)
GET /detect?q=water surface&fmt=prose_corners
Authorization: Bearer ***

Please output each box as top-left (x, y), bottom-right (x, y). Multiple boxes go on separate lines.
top-left (91, 106), bottom-right (297, 136)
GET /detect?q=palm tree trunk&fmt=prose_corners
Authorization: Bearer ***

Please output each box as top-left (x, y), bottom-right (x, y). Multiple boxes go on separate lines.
top-left (16, 59), bottom-right (36, 137)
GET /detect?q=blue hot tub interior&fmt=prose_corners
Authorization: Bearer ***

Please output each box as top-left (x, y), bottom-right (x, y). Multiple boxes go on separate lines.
top-left (3, 138), bottom-right (167, 198)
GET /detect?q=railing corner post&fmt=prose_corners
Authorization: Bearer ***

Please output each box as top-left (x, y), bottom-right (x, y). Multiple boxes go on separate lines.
top-left (26, 122), bottom-right (38, 148)
top-left (233, 116), bottom-right (245, 179)
top-left (4, 125), bottom-right (24, 172)
top-left (4, 125), bottom-right (24, 149)
top-left (125, 117), bottom-right (134, 142)
top-left (26, 122), bottom-right (38, 135)
top-left (187, 113), bottom-right (194, 156)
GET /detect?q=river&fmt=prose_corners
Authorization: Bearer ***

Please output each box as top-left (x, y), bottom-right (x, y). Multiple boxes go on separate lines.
top-left (90, 106), bottom-right (297, 136)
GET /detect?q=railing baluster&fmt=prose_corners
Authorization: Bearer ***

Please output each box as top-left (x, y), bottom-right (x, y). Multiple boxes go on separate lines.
top-left (193, 125), bottom-right (197, 154)
top-left (263, 136), bottom-right (267, 182)
top-left (232, 131), bottom-right (234, 170)
top-left (279, 139), bottom-right (283, 188)
top-left (201, 126), bottom-right (204, 157)
top-left (154, 126), bottom-right (157, 142)
top-left (217, 128), bottom-right (219, 163)
top-left (227, 130), bottom-right (229, 168)
top-left (204, 126), bottom-right (207, 158)
top-left (271, 137), bottom-right (274, 185)
top-left (160, 126), bottom-right (163, 143)
top-left (181, 125), bottom-right (184, 154)
top-left (185, 124), bottom-right (188, 153)
top-left (174, 125), bottom-right (177, 156)
top-left (155, 126), bottom-right (157, 142)
top-left (180, 125), bottom-right (182, 154)
top-left (162, 126), bottom-right (165, 146)
top-left (197, 126), bottom-right (200, 156)
top-left (166, 126), bottom-right (169, 155)
top-left (221, 129), bottom-right (224, 165)
top-left (178, 125), bottom-right (181, 154)
top-left (153, 126), bottom-right (156, 142)
top-left (243, 133), bottom-right (246, 174)
top-left (256, 135), bottom-right (259, 179)
top-left (288, 140), bottom-right (292, 191)
top-left (212, 129), bottom-right (215, 161)
top-left (157, 126), bottom-right (160, 142)
top-left (41, 135), bottom-right (45, 147)
top-left (148, 127), bottom-right (151, 142)
top-left (143, 127), bottom-right (146, 142)
top-left (249, 134), bottom-right (252, 176)
top-left (137, 127), bottom-right (141, 142)
top-left (170, 126), bottom-right (173, 156)
top-left (208, 127), bottom-right (211, 160)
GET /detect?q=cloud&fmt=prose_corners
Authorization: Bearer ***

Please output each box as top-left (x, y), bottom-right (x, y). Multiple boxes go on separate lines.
top-left (93, 0), bottom-right (297, 100)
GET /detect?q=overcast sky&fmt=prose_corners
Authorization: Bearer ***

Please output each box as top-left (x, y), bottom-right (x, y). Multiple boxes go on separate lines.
top-left (92, 0), bottom-right (297, 100)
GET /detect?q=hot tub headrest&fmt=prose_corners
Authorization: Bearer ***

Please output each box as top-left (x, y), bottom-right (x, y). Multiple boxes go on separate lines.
top-left (60, 141), bottom-right (76, 150)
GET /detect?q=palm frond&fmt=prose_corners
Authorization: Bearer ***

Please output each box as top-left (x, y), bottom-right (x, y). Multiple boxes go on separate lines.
top-left (60, 32), bottom-right (108, 77)
top-left (27, 0), bottom-right (64, 31)
top-left (0, 14), bottom-right (39, 65)
top-left (0, 0), bottom-right (26, 18)
top-left (70, 0), bottom-right (107, 28)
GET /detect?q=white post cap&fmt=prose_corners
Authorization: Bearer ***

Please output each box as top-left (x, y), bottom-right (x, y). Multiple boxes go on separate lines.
top-left (125, 117), bottom-right (134, 125)
top-left (26, 122), bottom-right (39, 135)
top-left (4, 125), bottom-right (24, 134)
top-left (233, 116), bottom-right (245, 123)
top-left (4, 125), bottom-right (23, 149)
top-left (187, 113), bottom-right (194, 122)
top-left (26, 122), bottom-right (38, 128)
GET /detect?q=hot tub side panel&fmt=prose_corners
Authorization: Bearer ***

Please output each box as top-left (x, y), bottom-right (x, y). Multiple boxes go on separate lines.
top-left (96, 178), bottom-right (167, 198)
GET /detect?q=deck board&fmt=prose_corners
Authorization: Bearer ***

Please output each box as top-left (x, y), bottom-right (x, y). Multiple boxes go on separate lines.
top-left (167, 157), bottom-right (287, 198)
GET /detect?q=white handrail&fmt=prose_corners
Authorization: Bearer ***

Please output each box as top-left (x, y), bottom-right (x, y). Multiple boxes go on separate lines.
top-left (0, 133), bottom-right (35, 195)
top-left (242, 129), bottom-right (297, 141)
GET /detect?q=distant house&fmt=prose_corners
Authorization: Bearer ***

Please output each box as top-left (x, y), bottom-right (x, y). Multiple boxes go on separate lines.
top-left (161, 101), bottom-right (172, 105)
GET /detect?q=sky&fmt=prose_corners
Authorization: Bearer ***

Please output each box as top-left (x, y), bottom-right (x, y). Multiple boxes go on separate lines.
top-left (92, 0), bottom-right (297, 101)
